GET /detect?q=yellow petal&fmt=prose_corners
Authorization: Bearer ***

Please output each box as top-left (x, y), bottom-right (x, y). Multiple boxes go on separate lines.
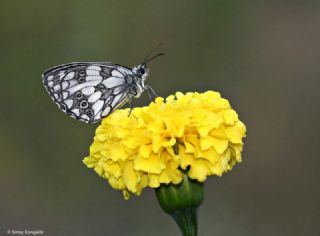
top-left (148, 174), bottom-right (160, 188)
top-left (109, 143), bottom-right (128, 161)
top-left (211, 138), bottom-right (229, 154)
top-left (200, 135), bottom-right (215, 150)
top-left (103, 162), bottom-right (121, 179)
top-left (188, 159), bottom-right (210, 182)
top-left (134, 153), bottom-right (165, 174)
top-left (199, 147), bottom-right (220, 166)
top-left (139, 144), bottom-right (152, 158)
top-left (224, 122), bottom-right (246, 144)
top-left (123, 162), bottom-right (138, 193)
top-left (223, 109), bottom-right (238, 125)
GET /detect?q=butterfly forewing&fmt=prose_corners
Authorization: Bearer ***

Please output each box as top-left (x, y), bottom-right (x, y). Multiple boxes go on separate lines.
top-left (42, 62), bottom-right (134, 123)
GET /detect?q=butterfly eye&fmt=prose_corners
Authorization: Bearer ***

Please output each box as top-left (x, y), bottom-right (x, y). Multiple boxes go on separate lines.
top-left (139, 67), bottom-right (145, 74)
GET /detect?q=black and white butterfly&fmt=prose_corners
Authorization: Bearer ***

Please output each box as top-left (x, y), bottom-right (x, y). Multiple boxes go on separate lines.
top-left (42, 53), bottom-right (163, 123)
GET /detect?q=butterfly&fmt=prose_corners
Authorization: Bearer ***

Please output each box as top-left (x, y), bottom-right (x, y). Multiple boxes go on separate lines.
top-left (42, 53), bottom-right (163, 123)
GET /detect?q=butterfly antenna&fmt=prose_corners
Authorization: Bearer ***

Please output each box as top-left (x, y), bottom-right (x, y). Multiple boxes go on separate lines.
top-left (144, 53), bottom-right (164, 64)
top-left (142, 42), bottom-right (163, 63)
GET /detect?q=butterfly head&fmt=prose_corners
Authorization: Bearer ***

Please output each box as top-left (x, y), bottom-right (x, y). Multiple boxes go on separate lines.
top-left (133, 64), bottom-right (149, 80)
top-left (133, 52), bottom-right (164, 80)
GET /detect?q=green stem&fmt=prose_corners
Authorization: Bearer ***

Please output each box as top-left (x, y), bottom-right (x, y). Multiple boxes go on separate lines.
top-left (171, 207), bottom-right (198, 236)
top-left (155, 173), bottom-right (203, 236)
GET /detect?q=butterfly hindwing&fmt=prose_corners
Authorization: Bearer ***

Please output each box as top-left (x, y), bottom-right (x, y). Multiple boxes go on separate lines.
top-left (42, 62), bottom-right (133, 123)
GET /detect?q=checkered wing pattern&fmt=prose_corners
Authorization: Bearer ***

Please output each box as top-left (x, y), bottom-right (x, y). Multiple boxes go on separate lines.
top-left (42, 62), bottom-right (134, 123)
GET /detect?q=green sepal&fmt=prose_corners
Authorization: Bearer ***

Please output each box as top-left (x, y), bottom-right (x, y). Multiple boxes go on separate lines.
top-left (155, 173), bottom-right (204, 236)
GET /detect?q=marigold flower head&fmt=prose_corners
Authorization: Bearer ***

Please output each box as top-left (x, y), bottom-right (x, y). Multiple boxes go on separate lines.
top-left (83, 91), bottom-right (246, 199)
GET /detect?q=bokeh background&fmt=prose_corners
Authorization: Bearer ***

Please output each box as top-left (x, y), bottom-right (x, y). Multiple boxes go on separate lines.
top-left (1, 1), bottom-right (319, 235)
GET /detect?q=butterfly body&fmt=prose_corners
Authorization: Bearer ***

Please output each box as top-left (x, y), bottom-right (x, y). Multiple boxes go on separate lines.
top-left (42, 62), bottom-right (150, 123)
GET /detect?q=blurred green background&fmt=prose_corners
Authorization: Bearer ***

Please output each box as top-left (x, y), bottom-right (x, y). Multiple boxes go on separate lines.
top-left (1, 1), bottom-right (319, 235)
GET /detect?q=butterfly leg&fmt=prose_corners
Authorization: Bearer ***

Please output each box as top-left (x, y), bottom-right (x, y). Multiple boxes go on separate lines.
top-left (146, 85), bottom-right (158, 101)
top-left (127, 97), bottom-right (133, 117)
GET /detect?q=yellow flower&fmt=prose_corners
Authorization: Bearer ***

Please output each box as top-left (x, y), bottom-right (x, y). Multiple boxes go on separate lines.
top-left (83, 91), bottom-right (246, 199)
